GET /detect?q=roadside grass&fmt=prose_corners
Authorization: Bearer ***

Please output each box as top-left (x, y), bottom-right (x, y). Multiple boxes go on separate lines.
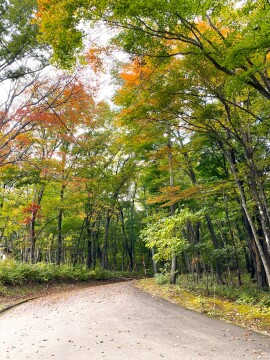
top-left (135, 276), bottom-right (270, 335)
top-left (0, 259), bottom-right (137, 286)
top-left (0, 260), bottom-right (139, 311)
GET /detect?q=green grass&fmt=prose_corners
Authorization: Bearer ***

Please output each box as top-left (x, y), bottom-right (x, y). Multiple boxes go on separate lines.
top-left (173, 274), bottom-right (270, 308)
top-left (154, 273), bottom-right (270, 307)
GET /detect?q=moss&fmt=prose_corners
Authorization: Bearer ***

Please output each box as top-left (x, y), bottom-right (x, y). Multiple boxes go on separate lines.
top-left (136, 278), bottom-right (270, 335)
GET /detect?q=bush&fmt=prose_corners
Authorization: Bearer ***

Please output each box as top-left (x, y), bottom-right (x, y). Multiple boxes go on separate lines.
top-left (0, 260), bottom-right (135, 286)
top-left (174, 274), bottom-right (270, 309)
top-left (155, 273), bottom-right (169, 285)
top-left (0, 283), bottom-right (7, 296)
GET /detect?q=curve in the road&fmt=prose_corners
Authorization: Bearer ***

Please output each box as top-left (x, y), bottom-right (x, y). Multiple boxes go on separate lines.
top-left (0, 281), bottom-right (269, 360)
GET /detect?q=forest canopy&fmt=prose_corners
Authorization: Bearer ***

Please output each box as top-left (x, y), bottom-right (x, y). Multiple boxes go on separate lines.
top-left (0, 0), bottom-right (270, 290)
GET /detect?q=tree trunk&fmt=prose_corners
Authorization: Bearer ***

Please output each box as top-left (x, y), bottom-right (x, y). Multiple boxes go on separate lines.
top-left (56, 209), bottom-right (63, 265)
top-left (170, 255), bottom-right (177, 284)
top-left (168, 123), bottom-right (177, 284)
top-left (251, 238), bottom-right (267, 288)
top-left (248, 166), bottom-right (270, 255)
top-left (205, 214), bottom-right (224, 284)
top-left (226, 151), bottom-right (270, 287)
top-left (86, 218), bottom-right (93, 269)
top-left (29, 187), bottom-right (44, 263)
top-left (151, 248), bottom-right (158, 275)
top-left (102, 211), bottom-right (111, 269)
top-left (223, 199), bottom-right (242, 286)
top-left (29, 216), bottom-right (36, 263)
top-left (120, 207), bottom-right (132, 270)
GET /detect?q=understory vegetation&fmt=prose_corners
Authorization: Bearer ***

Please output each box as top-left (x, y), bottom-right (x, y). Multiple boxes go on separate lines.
top-left (155, 273), bottom-right (270, 308)
top-left (0, 260), bottom-right (136, 289)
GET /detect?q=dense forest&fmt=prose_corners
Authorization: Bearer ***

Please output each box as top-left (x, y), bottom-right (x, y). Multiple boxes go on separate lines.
top-left (1, 0), bottom-right (270, 289)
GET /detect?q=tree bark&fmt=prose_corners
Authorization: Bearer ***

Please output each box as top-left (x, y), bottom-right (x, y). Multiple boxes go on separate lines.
top-left (205, 214), bottom-right (224, 284)
top-left (102, 211), bottom-right (111, 269)
top-left (226, 151), bottom-right (270, 287)
top-left (168, 124), bottom-right (177, 284)
top-left (29, 187), bottom-right (44, 263)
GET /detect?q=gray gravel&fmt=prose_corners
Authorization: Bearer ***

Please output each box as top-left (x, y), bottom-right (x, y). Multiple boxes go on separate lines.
top-left (0, 281), bottom-right (269, 359)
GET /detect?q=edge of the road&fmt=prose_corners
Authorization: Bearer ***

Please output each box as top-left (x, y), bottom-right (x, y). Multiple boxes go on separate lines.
top-left (0, 278), bottom-right (134, 315)
top-left (1, 279), bottom-right (269, 340)
top-left (132, 280), bottom-right (270, 339)
top-left (0, 297), bottom-right (38, 314)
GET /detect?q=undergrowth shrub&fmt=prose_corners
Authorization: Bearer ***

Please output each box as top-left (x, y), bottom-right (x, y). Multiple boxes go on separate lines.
top-left (155, 273), bottom-right (169, 285)
top-left (0, 260), bottom-right (133, 285)
top-left (154, 273), bottom-right (270, 308)
top-left (0, 283), bottom-right (7, 296)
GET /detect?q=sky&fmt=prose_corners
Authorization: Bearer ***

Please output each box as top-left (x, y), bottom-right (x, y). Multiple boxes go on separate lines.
top-left (0, 22), bottom-right (128, 112)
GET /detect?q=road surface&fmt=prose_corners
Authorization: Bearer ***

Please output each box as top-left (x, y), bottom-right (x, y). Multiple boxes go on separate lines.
top-left (0, 281), bottom-right (269, 359)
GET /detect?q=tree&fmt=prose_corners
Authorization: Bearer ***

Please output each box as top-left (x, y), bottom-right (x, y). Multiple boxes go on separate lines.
top-left (0, 0), bottom-right (47, 83)
top-left (112, 40), bottom-right (270, 287)
top-left (37, 1), bottom-right (270, 100)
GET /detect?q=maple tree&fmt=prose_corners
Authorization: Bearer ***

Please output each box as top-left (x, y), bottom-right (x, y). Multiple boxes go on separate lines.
top-left (36, 0), bottom-right (270, 98)
top-left (0, 0), bottom-right (51, 167)
top-left (111, 37), bottom-right (270, 288)
top-left (0, 0), bottom-right (270, 292)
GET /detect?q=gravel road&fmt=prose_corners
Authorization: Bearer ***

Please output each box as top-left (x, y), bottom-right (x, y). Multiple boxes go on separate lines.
top-left (0, 281), bottom-right (269, 359)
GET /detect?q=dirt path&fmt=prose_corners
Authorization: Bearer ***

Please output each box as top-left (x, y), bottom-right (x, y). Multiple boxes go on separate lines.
top-left (0, 281), bottom-right (269, 359)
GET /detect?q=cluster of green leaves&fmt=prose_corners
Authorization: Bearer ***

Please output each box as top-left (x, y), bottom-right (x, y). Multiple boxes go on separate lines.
top-left (141, 209), bottom-right (203, 261)
top-left (0, 0), bottom-right (47, 81)
top-left (37, 0), bottom-right (270, 99)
